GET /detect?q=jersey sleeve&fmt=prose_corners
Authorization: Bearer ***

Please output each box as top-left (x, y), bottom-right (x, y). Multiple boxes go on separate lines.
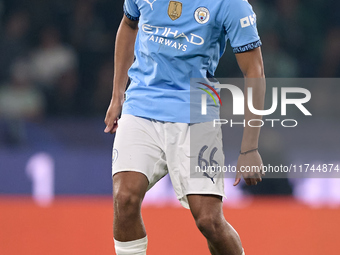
top-left (223, 0), bottom-right (262, 54)
top-left (123, 0), bottom-right (140, 21)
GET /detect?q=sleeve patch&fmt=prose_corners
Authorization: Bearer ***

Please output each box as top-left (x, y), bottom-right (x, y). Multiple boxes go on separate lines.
top-left (124, 4), bottom-right (139, 21)
top-left (233, 40), bottom-right (262, 54)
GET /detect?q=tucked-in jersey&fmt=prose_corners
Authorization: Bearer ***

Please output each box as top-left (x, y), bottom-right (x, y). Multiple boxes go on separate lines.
top-left (122, 0), bottom-right (261, 123)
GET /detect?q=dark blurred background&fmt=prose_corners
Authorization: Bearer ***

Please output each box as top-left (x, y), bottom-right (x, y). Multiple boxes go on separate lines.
top-left (0, 0), bottom-right (339, 118)
top-left (0, 0), bottom-right (340, 115)
top-left (0, 0), bottom-right (340, 203)
top-left (1, 2), bottom-right (340, 254)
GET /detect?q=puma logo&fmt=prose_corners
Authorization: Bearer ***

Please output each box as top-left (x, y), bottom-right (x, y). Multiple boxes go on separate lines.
top-left (203, 172), bottom-right (217, 184)
top-left (143, 0), bottom-right (157, 10)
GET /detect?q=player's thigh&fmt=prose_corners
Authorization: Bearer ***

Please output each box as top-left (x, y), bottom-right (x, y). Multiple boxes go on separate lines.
top-left (166, 121), bottom-right (225, 208)
top-left (112, 114), bottom-right (167, 191)
top-left (187, 194), bottom-right (224, 221)
top-left (113, 171), bottom-right (149, 204)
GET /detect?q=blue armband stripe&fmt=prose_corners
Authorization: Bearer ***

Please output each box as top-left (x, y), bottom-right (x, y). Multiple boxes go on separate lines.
top-left (233, 40), bottom-right (262, 54)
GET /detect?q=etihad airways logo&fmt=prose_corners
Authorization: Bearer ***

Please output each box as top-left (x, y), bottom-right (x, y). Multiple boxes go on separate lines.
top-left (142, 24), bottom-right (205, 52)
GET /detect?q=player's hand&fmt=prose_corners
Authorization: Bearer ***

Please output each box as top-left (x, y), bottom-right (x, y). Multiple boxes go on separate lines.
top-left (104, 99), bottom-right (122, 134)
top-left (233, 150), bottom-right (264, 186)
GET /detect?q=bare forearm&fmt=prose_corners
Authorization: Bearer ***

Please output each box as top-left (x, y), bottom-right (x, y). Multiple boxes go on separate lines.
top-left (112, 16), bottom-right (138, 105)
top-left (235, 47), bottom-right (266, 152)
top-left (241, 77), bottom-right (265, 152)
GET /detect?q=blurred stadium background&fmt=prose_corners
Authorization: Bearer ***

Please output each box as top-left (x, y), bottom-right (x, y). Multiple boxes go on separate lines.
top-left (0, 0), bottom-right (340, 254)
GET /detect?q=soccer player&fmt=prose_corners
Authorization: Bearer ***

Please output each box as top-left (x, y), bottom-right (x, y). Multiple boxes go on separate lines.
top-left (104, 0), bottom-right (265, 254)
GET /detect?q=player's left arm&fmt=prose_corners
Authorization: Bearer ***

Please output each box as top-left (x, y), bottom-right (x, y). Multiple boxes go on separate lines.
top-left (234, 47), bottom-right (266, 186)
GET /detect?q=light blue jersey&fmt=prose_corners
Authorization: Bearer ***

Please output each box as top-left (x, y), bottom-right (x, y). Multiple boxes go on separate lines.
top-left (122, 0), bottom-right (261, 123)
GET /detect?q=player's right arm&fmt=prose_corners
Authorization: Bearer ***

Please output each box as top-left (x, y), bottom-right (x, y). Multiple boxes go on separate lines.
top-left (104, 15), bottom-right (138, 134)
top-left (222, 0), bottom-right (265, 185)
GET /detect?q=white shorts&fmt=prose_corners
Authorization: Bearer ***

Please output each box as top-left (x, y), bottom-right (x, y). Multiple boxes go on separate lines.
top-left (112, 114), bottom-right (226, 209)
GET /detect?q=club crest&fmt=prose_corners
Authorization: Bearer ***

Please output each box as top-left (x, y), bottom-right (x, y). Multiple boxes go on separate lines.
top-left (194, 7), bottom-right (210, 24)
top-left (168, 1), bottom-right (182, 21)
top-left (112, 149), bottom-right (118, 165)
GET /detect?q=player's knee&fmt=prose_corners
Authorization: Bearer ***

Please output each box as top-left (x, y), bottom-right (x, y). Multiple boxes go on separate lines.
top-left (114, 190), bottom-right (142, 217)
top-left (195, 215), bottom-right (222, 239)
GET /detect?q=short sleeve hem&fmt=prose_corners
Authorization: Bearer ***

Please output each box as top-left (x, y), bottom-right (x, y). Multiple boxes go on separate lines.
top-left (233, 40), bottom-right (262, 54)
top-left (124, 4), bottom-right (139, 21)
